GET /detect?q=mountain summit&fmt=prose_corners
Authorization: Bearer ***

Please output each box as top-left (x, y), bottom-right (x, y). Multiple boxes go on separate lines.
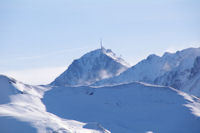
top-left (51, 47), bottom-right (130, 86)
top-left (94, 47), bottom-right (200, 97)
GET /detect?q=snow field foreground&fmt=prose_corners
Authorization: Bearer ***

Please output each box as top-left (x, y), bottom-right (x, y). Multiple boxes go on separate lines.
top-left (0, 75), bottom-right (110, 133)
top-left (43, 82), bottom-right (200, 133)
top-left (0, 74), bottom-right (200, 133)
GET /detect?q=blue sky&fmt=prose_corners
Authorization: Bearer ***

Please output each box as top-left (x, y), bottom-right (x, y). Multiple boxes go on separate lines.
top-left (0, 0), bottom-right (200, 84)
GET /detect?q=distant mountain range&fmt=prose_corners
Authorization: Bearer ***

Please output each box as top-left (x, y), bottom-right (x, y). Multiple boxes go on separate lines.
top-left (53, 47), bottom-right (200, 97)
top-left (0, 47), bottom-right (200, 133)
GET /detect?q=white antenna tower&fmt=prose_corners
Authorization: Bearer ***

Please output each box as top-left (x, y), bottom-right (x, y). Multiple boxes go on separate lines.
top-left (100, 38), bottom-right (103, 49)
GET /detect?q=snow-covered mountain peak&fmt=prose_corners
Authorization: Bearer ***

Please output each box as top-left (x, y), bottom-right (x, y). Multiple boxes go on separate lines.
top-left (94, 47), bottom-right (200, 94)
top-left (82, 48), bottom-right (130, 67)
top-left (162, 51), bottom-right (172, 57)
top-left (146, 54), bottom-right (160, 61)
top-left (177, 47), bottom-right (200, 55)
top-left (51, 47), bottom-right (130, 86)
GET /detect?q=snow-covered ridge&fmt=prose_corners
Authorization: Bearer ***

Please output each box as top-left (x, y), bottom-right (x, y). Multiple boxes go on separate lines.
top-left (0, 74), bottom-right (200, 133)
top-left (154, 48), bottom-right (200, 97)
top-left (0, 75), bottom-right (21, 104)
top-left (0, 75), bottom-right (110, 133)
top-left (51, 47), bottom-right (130, 86)
top-left (100, 47), bottom-right (130, 67)
top-left (44, 81), bottom-right (200, 133)
top-left (93, 47), bottom-right (200, 97)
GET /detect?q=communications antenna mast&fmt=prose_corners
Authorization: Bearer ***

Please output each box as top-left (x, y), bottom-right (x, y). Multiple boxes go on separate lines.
top-left (100, 38), bottom-right (103, 49)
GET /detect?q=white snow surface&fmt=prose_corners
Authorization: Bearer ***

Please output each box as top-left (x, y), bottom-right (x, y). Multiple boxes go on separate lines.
top-left (1, 47), bottom-right (200, 133)
top-left (0, 75), bottom-right (110, 133)
top-left (51, 47), bottom-right (130, 86)
top-left (43, 82), bottom-right (200, 133)
top-left (155, 53), bottom-right (200, 97)
top-left (94, 47), bottom-right (200, 97)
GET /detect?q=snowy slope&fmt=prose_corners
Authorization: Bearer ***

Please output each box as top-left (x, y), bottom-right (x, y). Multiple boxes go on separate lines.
top-left (0, 75), bottom-right (110, 133)
top-left (183, 56), bottom-right (200, 97)
top-left (154, 54), bottom-right (200, 97)
top-left (183, 72), bottom-right (200, 98)
top-left (43, 82), bottom-right (200, 133)
top-left (0, 75), bottom-right (21, 104)
top-left (158, 56), bottom-right (200, 97)
top-left (0, 117), bottom-right (36, 133)
top-left (0, 75), bottom-right (36, 132)
top-left (51, 47), bottom-right (130, 86)
top-left (94, 47), bottom-right (200, 97)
